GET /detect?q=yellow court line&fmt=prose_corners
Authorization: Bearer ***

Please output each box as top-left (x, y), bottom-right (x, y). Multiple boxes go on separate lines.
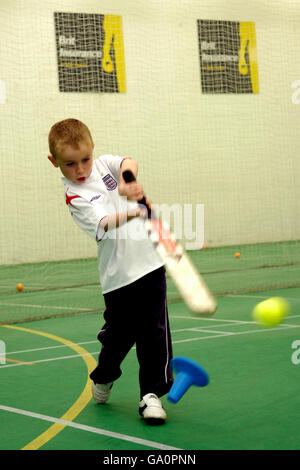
top-left (1, 324), bottom-right (97, 450)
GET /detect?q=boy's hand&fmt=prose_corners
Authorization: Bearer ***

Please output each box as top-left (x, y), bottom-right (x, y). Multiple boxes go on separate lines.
top-left (119, 180), bottom-right (144, 201)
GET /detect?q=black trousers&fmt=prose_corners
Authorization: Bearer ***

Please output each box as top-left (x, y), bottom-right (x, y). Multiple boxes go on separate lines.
top-left (90, 267), bottom-right (173, 399)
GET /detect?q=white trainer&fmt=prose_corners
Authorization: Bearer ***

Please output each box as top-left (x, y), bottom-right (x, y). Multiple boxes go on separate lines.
top-left (139, 393), bottom-right (167, 424)
top-left (92, 382), bottom-right (113, 404)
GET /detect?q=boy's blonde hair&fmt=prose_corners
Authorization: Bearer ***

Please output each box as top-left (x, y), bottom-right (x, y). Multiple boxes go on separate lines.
top-left (48, 118), bottom-right (93, 159)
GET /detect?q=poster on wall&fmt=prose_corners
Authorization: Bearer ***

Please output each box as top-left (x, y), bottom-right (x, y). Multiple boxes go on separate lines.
top-left (197, 20), bottom-right (259, 94)
top-left (54, 12), bottom-right (126, 93)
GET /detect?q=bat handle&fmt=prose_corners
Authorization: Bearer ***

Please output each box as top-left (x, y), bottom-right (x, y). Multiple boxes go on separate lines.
top-left (122, 170), bottom-right (152, 219)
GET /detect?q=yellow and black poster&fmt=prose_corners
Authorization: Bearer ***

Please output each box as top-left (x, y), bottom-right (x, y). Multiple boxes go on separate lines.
top-left (54, 12), bottom-right (126, 93)
top-left (197, 20), bottom-right (259, 94)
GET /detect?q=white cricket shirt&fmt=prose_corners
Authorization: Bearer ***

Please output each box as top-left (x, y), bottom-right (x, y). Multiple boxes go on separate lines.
top-left (62, 155), bottom-right (163, 293)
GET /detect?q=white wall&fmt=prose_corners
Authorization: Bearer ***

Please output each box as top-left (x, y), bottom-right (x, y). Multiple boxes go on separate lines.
top-left (0, 0), bottom-right (299, 265)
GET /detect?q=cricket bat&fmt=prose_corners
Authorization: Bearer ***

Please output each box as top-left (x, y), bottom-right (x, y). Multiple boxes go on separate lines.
top-left (122, 170), bottom-right (217, 315)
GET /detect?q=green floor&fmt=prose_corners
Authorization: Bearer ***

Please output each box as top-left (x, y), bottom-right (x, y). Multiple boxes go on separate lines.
top-left (1, 286), bottom-right (300, 450)
top-left (1, 241), bottom-right (300, 325)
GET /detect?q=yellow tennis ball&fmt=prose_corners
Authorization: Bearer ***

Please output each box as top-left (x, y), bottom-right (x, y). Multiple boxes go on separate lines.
top-left (252, 297), bottom-right (289, 328)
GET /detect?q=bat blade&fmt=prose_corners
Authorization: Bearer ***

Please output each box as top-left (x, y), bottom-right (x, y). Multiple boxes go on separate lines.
top-left (145, 218), bottom-right (217, 315)
top-left (163, 250), bottom-right (217, 314)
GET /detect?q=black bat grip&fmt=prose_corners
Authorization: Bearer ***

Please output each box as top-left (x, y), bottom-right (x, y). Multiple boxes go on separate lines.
top-left (122, 170), bottom-right (151, 218)
top-left (122, 170), bottom-right (136, 183)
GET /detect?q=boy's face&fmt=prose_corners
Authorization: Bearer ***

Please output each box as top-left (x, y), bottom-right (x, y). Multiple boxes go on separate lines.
top-left (48, 140), bottom-right (94, 184)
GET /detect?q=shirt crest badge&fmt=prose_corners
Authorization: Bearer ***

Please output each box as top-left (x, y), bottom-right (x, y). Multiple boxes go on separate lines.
top-left (102, 174), bottom-right (117, 191)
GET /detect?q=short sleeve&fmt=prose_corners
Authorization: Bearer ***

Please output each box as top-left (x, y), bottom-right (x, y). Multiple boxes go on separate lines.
top-left (98, 154), bottom-right (128, 181)
top-left (67, 194), bottom-right (110, 242)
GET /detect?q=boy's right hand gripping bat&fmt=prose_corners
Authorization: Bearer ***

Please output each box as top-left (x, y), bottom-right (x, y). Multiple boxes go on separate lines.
top-left (122, 170), bottom-right (217, 315)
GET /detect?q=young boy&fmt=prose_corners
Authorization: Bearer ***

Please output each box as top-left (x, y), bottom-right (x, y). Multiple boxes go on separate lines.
top-left (48, 118), bottom-right (173, 424)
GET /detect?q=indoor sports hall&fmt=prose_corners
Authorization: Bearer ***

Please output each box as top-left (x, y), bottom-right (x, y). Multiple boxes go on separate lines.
top-left (1, 0), bottom-right (300, 453)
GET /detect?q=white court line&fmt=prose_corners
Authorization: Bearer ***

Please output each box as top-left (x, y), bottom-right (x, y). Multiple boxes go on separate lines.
top-left (170, 327), bottom-right (234, 334)
top-left (170, 315), bottom-right (253, 323)
top-left (1, 328), bottom-right (211, 357)
top-left (1, 323), bottom-right (300, 369)
top-left (201, 321), bottom-right (300, 329)
top-left (1, 324), bottom-right (243, 357)
top-left (4, 340), bottom-right (97, 356)
top-left (0, 302), bottom-right (92, 312)
top-left (0, 351), bottom-right (97, 369)
top-left (172, 328), bottom-right (233, 336)
top-left (171, 323), bottom-right (300, 344)
top-left (171, 313), bottom-right (300, 322)
top-left (189, 329), bottom-right (233, 335)
top-left (2, 317), bottom-right (300, 359)
top-left (286, 314), bottom-right (300, 320)
top-left (190, 322), bottom-right (253, 329)
top-left (0, 405), bottom-right (180, 451)
top-left (225, 294), bottom-right (300, 302)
